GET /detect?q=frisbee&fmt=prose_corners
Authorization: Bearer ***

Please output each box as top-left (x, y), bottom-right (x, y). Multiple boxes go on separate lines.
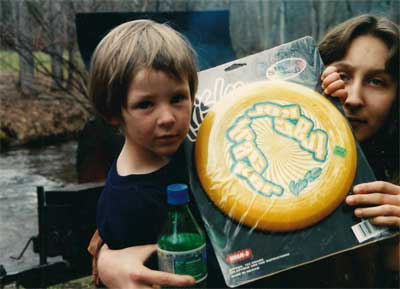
top-left (195, 81), bottom-right (357, 232)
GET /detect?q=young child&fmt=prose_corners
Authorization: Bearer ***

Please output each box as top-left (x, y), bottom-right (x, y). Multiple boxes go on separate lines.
top-left (87, 19), bottom-right (198, 288)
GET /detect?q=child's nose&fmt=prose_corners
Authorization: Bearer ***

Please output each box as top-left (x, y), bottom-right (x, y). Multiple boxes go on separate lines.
top-left (157, 106), bottom-right (176, 127)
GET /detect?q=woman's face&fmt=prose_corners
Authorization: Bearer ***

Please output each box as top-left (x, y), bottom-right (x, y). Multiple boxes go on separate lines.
top-left (331, 35), bottom-right (397, 142)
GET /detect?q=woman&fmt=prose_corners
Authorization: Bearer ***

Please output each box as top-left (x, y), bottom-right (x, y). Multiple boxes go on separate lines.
top-left (320, 15), bottom-right (399, 226)
top-left (319, 14), bottom-right (399, 287)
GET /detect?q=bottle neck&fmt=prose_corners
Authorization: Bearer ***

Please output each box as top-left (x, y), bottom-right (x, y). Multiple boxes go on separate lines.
top-left (168, 203), bottom-right (189, 210)
top-left (167, 203), bottom-right (192, 226)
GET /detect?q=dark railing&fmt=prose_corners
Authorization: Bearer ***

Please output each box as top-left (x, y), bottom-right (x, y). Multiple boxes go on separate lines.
top-left (0, 183), bottom-right (103, 288)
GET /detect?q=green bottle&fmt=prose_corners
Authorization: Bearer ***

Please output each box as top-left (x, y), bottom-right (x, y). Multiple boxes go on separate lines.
top-left (157, 184), bottom-right (207, 287)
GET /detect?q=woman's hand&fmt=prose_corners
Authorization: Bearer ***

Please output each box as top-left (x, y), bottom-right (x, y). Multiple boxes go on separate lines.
top-left (346, 181), bottom-right (400, 227)
top-left (321, 66), bottom-right (347, 101)
top-left (97, 243), bottom-right (195, 289)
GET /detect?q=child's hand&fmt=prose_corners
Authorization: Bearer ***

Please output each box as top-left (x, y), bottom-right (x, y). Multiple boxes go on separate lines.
top-left (98, 244), bottom-right (195, 289)
top-left (346, 181), bottom-right (400, 227)
top-left (321, 66), bottom-right (347, 102)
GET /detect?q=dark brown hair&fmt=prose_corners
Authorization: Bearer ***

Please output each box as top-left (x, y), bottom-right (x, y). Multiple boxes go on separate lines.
top-left (318, 15), bottom-right (399, 80)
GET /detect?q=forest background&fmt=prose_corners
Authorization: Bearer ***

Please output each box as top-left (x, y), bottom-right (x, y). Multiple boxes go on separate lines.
top-left (0, 0), bottom-right (398, 149)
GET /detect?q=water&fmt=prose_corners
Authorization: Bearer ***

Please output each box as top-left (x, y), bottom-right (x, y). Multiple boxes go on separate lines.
top-left (0, 141), bottom-right (77, 274)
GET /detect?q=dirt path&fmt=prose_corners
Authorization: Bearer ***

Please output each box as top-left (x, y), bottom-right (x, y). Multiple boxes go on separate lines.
top-left (0, 73), bottom-right (88, 148)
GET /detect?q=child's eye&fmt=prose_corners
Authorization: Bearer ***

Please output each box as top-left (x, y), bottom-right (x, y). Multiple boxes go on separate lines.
top-left (171, 94), bottom-right (185, 104)
top-left (136, 101), bottom-right (153, 109)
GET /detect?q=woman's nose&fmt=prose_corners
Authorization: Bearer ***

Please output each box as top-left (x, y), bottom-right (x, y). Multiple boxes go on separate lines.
top-left (344, 80), bottom-right (365, 108)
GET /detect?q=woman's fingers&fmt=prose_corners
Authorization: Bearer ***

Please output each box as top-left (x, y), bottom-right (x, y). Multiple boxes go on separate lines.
top-left (125, 244), bottom-right (195, 287)
top-left (321, 67), bottom-right (347, 101)
top-left (346, 181), bottom-right (400, 228)
top-left (98, 244), bottom-right (163, 289)
top-left (354, 204), bottom-right (400, 219)
top-left (131, 267), bottom-right (195, 288)
top-left (353, 181), bottom-right (400, 196)
top-left (369, 216), bottom-right (400, 227)
top-left (322, 70), bottom-right (340, 89)
top-left (347, 181), bottom-right (400, 206)
top-left (323, 78), bottom-right (345, 95)
top-left (323, 76), bottom-right (345, 95)
top-left (346, 192), bottom-right (400, 207)
top-left (330, 88), bottom-right (347, 100)
top-left (321, 65), bottom-right (338, 80)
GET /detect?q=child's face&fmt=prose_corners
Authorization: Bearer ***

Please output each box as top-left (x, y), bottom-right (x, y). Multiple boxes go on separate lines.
top-left (332, 35), bottom-right (397, 142)
top-left (120, 68), bottom-right (192, 160)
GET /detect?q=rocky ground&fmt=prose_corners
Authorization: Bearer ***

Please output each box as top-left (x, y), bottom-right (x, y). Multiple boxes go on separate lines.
top-left (0, 73), bottom-right (89, 149)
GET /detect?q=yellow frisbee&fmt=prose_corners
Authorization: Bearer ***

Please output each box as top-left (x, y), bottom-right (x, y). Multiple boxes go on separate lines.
top-left (195, 81), bottom-right (357, 232)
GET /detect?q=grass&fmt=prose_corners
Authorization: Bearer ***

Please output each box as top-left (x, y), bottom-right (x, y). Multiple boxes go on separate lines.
top-left (0, 50), bottom-right (84, 76)
top-left (0, 50), bottom-right (19, 72)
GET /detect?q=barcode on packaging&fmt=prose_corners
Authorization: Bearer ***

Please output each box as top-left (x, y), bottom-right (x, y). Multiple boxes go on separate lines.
top-left (351, 220), bottom-right (389, 243)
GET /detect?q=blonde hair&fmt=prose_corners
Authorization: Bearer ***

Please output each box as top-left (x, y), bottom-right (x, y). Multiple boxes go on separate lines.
top-left (89, 19), bottom-right (198, 122)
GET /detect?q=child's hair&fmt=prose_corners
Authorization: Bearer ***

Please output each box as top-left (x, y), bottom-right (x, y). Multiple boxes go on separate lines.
top-left (318, 15), bottom-right (399, 183)
top-left (88, 19), bottom-right (198, 123)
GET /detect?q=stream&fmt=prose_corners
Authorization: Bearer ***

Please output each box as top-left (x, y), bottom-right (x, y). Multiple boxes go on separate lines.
top-left (0, 141), bottom-right (77, 274)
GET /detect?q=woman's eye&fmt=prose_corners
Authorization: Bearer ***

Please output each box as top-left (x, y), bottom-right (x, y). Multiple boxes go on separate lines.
top-left (136, 101), bottom-right (153, 109)
top-left (368, 78), bottom-right (384, 87)
top-left (171, 94), bottom-right (184, 104)
top-left (339, 73), bottom-right (350, 82)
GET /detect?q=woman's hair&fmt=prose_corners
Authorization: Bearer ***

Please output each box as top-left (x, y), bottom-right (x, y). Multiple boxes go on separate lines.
top-left (318, 15), bottom-right (399, 79)
top-left (88, 19), bottom-right (198, 123)
top-left (318, 15), bottom-right (399, 183)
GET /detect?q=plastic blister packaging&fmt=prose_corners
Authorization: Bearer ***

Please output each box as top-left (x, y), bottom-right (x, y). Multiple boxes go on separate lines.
top-left (184, 37), bottom-right (397, 287)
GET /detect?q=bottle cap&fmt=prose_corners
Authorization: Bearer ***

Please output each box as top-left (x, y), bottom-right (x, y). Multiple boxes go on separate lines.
top-left (167, 184), bottom-right (189, 205)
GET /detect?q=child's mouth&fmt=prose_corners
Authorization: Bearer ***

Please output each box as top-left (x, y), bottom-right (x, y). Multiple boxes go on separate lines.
top-left (156, 134), bottom-right (179, 143)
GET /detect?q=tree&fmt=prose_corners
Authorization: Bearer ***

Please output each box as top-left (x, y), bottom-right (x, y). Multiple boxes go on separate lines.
top-left (0, 0), bottom-right (91, 112)
top-left (48, 0), bottom-right (64, 89)
top-left (16, 0), bottom-right (34, 95)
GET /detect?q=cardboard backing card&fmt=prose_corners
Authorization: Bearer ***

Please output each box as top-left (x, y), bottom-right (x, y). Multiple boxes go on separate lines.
top-left (184, 36), bottom-right (398, 288)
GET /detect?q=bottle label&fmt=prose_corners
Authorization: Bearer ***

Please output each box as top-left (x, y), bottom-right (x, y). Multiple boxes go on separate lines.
top-left (157, 244), bottom-right (207, 283)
